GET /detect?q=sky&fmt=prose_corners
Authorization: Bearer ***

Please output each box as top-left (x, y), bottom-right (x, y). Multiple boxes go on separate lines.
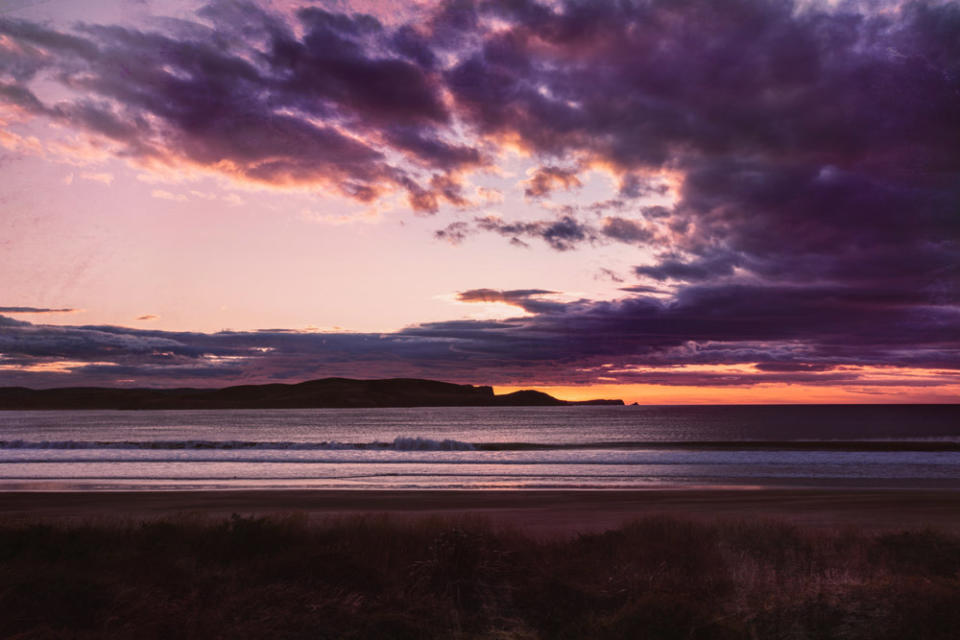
top-left (0, 0), bottom-right (959, 403)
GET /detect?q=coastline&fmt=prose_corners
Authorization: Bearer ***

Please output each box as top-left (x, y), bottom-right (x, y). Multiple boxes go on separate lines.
top-left (3, 488), bottom-right (959, 534)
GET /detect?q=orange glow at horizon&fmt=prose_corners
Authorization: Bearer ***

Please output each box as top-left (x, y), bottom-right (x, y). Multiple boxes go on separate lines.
top-left (495, 382), bottom-right (960, 404)
top-left (495, 365), bottom-right (960, 404)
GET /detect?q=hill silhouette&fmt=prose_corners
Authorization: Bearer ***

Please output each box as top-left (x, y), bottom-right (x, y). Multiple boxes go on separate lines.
top-left (0, 378), bottom-right (623, 410)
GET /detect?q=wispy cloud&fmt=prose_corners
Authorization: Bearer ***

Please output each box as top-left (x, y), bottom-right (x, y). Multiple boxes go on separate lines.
top-left (0, 306), bottom-right (76, 313)
top-left (79, 171), bottom-right (113, 185)
top-left (150, 189), bottom-right (187, 202)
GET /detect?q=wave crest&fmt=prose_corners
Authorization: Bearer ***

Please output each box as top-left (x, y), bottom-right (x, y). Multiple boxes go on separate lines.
top-left (0, 436), bottom-right (476, 451)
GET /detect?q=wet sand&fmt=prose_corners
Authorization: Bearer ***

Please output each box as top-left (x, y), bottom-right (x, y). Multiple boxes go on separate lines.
top-left (2, 488), bottom-right (959, 535)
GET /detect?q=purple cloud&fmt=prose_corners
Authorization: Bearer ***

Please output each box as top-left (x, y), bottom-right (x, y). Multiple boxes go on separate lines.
top-left (1, 275), bottom-right (957, 388)
top-left (1, 1), bottom-right (958, 388)
top-left (0, 3), bottom-right (480, 210)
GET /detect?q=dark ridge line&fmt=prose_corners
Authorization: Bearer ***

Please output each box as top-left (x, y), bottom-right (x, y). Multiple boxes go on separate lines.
top-left (0, 377), bottom-right (623, 410)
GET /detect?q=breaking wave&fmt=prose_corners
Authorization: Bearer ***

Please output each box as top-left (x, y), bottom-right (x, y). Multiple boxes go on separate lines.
top-left (0, 436), bottom-right (476, 451)
top-left (1, 438), bottom-right (958, 452)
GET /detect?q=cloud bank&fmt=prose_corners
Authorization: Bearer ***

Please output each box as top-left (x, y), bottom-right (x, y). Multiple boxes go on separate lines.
top-left (1, 0), bottom-right (958, 392)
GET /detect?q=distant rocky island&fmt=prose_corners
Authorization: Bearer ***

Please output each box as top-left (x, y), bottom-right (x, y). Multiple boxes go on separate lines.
top-left (0, 378), bottom-right (623, 410)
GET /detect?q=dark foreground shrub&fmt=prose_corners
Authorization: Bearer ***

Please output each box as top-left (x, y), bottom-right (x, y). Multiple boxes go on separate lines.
top-left (0, 515), bottom-right (957, 639)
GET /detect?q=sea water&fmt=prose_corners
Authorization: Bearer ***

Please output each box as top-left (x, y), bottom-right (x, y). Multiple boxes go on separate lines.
top-left (0, 405), bottom-right (958, 490)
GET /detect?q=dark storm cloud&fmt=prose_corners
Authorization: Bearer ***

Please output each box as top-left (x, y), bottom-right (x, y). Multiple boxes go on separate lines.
top-left (430, 0), bottom-right (958, 377)
top-left (270, 7), bottom-right (449, 125)
top-left (390, 24), bottom-right (439, 69)
top-left (0, 17), bottom-right (98, 60)
top-left (660, 161), bottom-right (960, 293)
top-left (2, 272), bottom-right (958, 388)
top-left (432, 0), bottom-right (960, 297)
top-left (0, 319), bottom-right (209, 359)
top-left (445, 0), bottom-right (960, 172)
top-left (401, 281), bottom-right (960, 378)
top-left (601, 217), bottom-right (657, 245)
top-left (618, 285), bottom-right (664, 294)
top-left (618, 174), bottom-right (671, 200)
top-left (0, 2), bottom-right (476, 208)
top-left (437, 212), bottom-right (661, 249)
top-left (634, 250), bottom-right (742, 282)
top-left (0, 82), bottom-right (43, 112)
top-left (1, 0), bottom-right (958, 385)
top-left (524, 166), bottom-right (581, 198)
top-left (386, 126), bottom-right (483, 169)
top-left (475, 215), bottom-right (596, 251)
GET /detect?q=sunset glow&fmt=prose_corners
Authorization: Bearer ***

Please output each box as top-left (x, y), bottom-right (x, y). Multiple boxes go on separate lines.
top-left (1, 0), bottom-right (958, 402)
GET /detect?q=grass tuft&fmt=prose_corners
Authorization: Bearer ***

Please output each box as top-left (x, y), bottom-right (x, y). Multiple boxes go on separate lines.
top-left (0, 514), bottom-right (958, 638)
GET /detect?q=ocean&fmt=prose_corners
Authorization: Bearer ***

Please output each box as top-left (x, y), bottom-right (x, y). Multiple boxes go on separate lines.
top-left (0, 405), bottom-right (958, 490)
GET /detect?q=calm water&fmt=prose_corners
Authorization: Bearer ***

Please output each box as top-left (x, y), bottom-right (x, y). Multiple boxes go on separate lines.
top-left (0, 405), bottom-right (958, 490)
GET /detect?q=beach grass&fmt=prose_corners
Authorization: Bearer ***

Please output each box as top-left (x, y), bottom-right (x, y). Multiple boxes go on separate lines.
top-left (1, 514), bottom-right (959, 639)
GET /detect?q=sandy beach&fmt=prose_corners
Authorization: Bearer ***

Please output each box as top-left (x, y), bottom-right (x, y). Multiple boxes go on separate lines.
top-left (3, 488), bottom-right (959, 534)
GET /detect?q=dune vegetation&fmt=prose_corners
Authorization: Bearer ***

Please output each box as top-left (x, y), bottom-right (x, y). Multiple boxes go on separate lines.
top-left (1, 514), bottom-right (959, 639)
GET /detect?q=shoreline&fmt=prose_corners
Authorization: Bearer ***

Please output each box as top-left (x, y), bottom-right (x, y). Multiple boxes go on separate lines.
top-left (3, 487), bottom-right (959, 534)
